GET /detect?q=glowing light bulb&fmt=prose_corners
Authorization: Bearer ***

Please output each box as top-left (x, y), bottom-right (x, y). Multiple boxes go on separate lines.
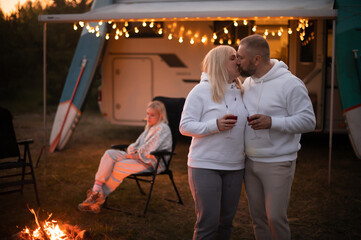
top-left (264, 29), bottom-right (269, 36)
top-left (134, 27), bottom-right (139, 33)
top-left (168, 34), bottom-right (173, 40)
top-left (124, 21), bottom-right (128, 27)
top-left (105, 33), bottom-right (110, 40)
top-left (179, 37), bottom-right (183, 43)
top-left (125, 32), bottom-right (130, 38)
top-left (73, 23), bottom-right (78, 30)
top-left (223, 27), bottom-right (228, 34)
top-left (288, 28), bottom-right (293, 34)
top-left (201, 36), bottom-right (207, 43)
top-left (149, 22), bottom-right (154, 28)
top-left (243, 20), bottom-right (248, 25)
top-left (96, 32), bottom-right (100, 37)
top-left (252, 26), bottom-right (257, 32)
top-left (158, 28), bottom-right (163, 35)
top-left (142, 21), bottom-right (147, 27)
top-left (116, 29), bottom-right (120, 35)
top-left (228, 39), bottom-right (232, 45)
top-left (112, 23), bottom-right (117, 29)
top-left (278, 30), bottom-right (282, 36)
top-left (190, 38), bottom-right (195, 44)
top-left (98, 21), bottom-right (103, 25)
top-left (115, 35), bottom-right (119, 40)
top-left (213, 33), bottom-right (217, 40)
top-left (79, 21), bottom-right (84, 27)
top-left (233, 20), bottom-right (238, 27)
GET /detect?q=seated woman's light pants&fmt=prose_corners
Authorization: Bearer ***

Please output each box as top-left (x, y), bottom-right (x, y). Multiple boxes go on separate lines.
top-left (95, 149), bottom-right (153, 196)
top-left (188, 167), bottom-right (244, 240)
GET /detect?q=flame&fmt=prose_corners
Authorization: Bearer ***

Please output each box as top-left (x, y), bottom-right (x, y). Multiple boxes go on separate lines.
top-left (19, 208), bottom-right (68, 240)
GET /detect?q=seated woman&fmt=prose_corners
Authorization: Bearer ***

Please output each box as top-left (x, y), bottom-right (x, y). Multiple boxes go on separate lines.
top-left (78, 100), bottom-right (172, 213)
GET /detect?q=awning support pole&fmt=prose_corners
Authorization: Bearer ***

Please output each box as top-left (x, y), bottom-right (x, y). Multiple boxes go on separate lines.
top-left (328, 19), bottom-right (336, 187)
top-left (36, 23), bottom-right (47, 168)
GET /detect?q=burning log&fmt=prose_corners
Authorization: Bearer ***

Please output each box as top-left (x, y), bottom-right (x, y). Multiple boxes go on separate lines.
top-left (12, 208), bottom-right (91, 240)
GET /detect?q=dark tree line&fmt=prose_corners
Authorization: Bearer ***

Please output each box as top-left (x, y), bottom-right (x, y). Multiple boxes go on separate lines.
top-left (0, 0), bottom-right (93, 111)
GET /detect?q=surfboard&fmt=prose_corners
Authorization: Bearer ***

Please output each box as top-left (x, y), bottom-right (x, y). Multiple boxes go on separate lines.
top-left (49, 0), bottom-right (113, 151)
top-left (335, 0), bottom-right (361, 159)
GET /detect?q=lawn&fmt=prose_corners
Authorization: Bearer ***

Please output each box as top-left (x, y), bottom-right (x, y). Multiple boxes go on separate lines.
top-left (0, 107), bottom-right (360, 239)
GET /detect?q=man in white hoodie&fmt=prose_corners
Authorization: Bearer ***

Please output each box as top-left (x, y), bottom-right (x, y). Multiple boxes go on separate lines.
top-left (237, 34), bottom-right (316, 240)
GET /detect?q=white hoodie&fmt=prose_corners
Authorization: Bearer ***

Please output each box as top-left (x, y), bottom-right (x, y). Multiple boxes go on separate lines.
top-left (180, 72), bottom-right (248, 170)
top-left (243, 59), bottom-right (316, 162)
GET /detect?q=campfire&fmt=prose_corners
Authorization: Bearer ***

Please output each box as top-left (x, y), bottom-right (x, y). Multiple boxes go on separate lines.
top-left (13, 208), bottom-right (90, 240)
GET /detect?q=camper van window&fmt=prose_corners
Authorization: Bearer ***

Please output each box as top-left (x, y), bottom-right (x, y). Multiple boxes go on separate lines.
top-left (213, 21), bottom-right (253, 46)
top-left (299, 20), bottom-right (316, 63)
top-left (125, 22), bottom-right (164, 38)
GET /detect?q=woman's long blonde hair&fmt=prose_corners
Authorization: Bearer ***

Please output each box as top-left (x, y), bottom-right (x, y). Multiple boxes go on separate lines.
top-left (202, 45), bottom-right (235, 103)
top-left (146, 100), bottom-right (168, 129)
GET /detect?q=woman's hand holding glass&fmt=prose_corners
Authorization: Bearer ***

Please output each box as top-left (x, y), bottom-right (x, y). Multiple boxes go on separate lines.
top-left (217, 114), bottom-right (238, 133)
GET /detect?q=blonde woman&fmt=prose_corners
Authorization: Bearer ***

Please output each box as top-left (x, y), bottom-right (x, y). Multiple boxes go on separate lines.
top-left (78, 101), bottom-right (172, 213)
top-left (180, 46), bottom-right (248, 239)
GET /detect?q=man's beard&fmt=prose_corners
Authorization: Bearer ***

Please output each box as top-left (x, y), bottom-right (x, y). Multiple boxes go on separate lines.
top-left (239, 65), bottom-right (256, 78)
top-left (240, 70), bottom-right (251, 78)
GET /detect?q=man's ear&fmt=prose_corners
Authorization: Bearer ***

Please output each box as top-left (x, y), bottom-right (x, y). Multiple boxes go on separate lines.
top-left (254, 55), bottom-right (262, 66)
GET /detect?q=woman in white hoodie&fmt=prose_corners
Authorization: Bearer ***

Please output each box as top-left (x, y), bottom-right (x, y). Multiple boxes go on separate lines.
top-left (180, 45), bottom-right (248, 240)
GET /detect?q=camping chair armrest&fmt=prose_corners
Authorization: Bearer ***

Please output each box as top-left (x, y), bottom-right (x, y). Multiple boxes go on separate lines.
top-left (150, 150), bottom-right (173, 158)
top-left (17, 139), bottom-right (34, 145)
top-left (110, 144), bottom-right (129, 151)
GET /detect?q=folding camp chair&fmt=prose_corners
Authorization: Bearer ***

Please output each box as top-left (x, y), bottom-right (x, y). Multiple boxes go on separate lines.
top-left (0, 107), bottom-right (40, 206)
top-left (103, 96), bottom-right (185, 216)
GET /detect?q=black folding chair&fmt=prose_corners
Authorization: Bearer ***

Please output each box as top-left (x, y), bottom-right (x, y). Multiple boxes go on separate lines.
top-left (0, 107), bottom-right (40, 205)
top-left (103, 96), bottom-right (185, 216)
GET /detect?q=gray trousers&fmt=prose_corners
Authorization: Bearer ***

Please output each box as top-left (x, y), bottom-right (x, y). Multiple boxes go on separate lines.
top-left (245, 158), bottom-right (296, 240)
top-left (188, 167), bottom-right (244, 240)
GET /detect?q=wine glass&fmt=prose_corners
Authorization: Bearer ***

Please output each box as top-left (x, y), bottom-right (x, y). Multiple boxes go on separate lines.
top-left (247, 112), bottom-right (260, 139)
top-left (225, 108), bottom-right (238, 138)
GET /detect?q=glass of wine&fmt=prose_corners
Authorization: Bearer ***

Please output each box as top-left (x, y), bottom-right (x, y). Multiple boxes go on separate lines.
top-left (247, 113), bottom-right (260, 139)
top-left (225, 112), bottom-right (238, 138)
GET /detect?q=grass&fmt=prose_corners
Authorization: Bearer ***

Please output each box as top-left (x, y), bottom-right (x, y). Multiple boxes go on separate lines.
top-left (0, 107), bottom-right (361, 240)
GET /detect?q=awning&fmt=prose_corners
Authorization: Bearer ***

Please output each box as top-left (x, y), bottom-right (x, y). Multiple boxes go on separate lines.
top-left (38, 0), bottom-right (337, 23)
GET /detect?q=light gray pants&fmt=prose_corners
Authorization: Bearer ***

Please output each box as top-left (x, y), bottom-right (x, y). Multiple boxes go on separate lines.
top-left (188, 167), bottom-right (244, 240)
top-left (95, 149), bottom-right (153, 196)
top-left (245, 158), bottom-right (296, 240)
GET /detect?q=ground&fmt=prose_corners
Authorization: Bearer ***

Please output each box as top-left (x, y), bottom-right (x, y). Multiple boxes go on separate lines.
top-left (0, 108), bottom-right (360, 240)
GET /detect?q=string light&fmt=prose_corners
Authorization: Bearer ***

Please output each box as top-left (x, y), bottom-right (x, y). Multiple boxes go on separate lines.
top-left (74, 18), bottom-right (309, 46)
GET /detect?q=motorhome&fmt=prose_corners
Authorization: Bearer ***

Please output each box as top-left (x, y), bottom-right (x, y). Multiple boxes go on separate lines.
top-left (38, 0), bottom-right (361, 158)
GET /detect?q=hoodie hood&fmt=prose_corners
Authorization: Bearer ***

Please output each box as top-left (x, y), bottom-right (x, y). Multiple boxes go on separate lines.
top-left (252, 59), bottom-right (290, 83)
top-left (200, 72), bottom-right (236, 89)
top-left (201, 72), bottom-right (209, 82)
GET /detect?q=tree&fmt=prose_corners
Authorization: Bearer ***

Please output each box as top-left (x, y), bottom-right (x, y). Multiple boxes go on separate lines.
top-left (0, 0), bottom-right (91, 111)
